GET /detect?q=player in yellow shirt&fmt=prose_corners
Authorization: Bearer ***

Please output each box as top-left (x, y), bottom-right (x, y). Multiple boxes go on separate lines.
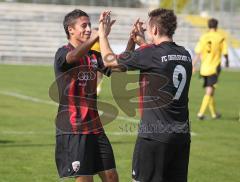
top-left (192, 18), bottom-right (229, 120)
top-left (91, 39), bottom-right (103, 96)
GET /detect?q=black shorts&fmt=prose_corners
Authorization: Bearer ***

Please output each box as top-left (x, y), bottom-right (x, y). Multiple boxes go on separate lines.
top-left (202, 74), bottom-right (218, 87)
top-left (55, 132), bottom-right (116, 178)
top-left (202, 66), bottom-right (221, 87)
top-left (132, 137), bottom-right (190, 182)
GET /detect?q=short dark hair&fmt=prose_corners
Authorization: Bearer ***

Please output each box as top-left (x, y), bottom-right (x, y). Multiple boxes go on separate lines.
top-left (208, 18), bottom-right (218, 29)
top-left (148, 8), bottom-right (177, 38)
top-left (63, 9), bottom-right (89, 39)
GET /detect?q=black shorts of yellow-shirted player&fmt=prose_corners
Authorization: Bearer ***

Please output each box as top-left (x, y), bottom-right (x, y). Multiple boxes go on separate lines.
top-left (54, 9), bottom-right (121, 182)
top-left (192, 18), bottom-right (229, 120)
top-left (98, 9), bottom-right (192, 182)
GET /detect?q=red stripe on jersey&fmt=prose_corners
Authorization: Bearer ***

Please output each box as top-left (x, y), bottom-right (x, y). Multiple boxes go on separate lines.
top-left (79, 86), bottom-right (89, 132)
top-left (86, 55), bottom-right (94, 133)
top-left (68, 78), bottom-right (77, 133)
top-left (87, 55), bottom-right (102, 134)
top-left (78, 57), bottom-right (89, 133)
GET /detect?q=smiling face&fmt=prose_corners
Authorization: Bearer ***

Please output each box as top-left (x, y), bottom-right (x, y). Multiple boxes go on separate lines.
top-left (68, 16), bottom-right (91, 43)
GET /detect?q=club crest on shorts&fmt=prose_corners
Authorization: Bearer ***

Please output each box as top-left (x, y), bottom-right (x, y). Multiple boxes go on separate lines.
top-left (72, 161), bottom-right (80, 172)
top-left (132, 170), bottom-right (136, 175)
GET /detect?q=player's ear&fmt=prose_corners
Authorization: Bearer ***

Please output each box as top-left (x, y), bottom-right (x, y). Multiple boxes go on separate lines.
top-left (153, 25), bottom-right (158, 36)
top-left (68, 25), bottom-right (74, 36)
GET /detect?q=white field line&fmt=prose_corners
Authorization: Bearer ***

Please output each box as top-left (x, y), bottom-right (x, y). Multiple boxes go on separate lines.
top-left (0, 91), bottom-right (197, 136)
top-left (0, 91), bottom-right (57, 106)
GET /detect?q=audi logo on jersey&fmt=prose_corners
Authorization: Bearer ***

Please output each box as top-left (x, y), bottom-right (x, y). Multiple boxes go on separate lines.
top-left (77, 71), bottom-right (96, 86)
top-left (77, 71), bottom-right (96, 81)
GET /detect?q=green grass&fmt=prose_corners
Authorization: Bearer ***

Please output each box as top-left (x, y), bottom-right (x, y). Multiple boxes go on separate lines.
top-left (0, 64), bottom-right (240, 182)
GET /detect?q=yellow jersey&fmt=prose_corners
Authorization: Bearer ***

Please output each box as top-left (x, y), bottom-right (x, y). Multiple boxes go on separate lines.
top-left (91, 41), bottom-right (100, 53)
top-left (195, 31), bottom-right (228, 76)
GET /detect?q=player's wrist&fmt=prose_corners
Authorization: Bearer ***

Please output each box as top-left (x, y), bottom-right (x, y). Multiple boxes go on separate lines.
top-left (98, 31), bottom-right (108, 38)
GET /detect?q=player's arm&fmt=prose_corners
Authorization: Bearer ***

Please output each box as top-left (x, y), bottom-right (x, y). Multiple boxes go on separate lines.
top-left (66, 30), bottom-right (99, 64)
top-left (222, 38), bottom-right (229, 67)
top-left (99, 12), bottom-right (146, 70)
top-left (125, 23), bottom-right (138, 52)
top-left (124, 19), bottom-right (147, 51)
top-left (192, 38), bottom-right (204, 73)
top-left (224, 54), bottom-right (229, 67)
top-left (192, 53), bottom-right (201, 73)
top-left (131, 18), bottom-right (147, 47)
top-left (98, 11), bottom-right (120, 69)
top-left (99, 22), bottom-right (138, 72)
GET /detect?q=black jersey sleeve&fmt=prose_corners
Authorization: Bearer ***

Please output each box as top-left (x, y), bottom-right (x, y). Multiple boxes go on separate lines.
top-left (117, 45), bottom-right (153, 71)
top-left (93, 50), bottom-right (112, 77)
top-left (54, 46), bottom-right (74, 71)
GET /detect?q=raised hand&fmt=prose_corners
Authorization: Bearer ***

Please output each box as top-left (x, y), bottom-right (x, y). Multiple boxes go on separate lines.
top-left (130, 18), bottom-right (147, 46)
top-left (99, 11), bottom-right (116, 37)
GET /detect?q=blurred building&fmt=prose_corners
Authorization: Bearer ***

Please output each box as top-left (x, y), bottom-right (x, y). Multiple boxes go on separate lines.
top-left (0, 0), bottom-right (240, 67)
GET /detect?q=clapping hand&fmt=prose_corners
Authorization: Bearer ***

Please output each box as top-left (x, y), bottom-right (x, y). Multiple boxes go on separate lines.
top-left (130, 18), bottom-right (147, 46)
top-left (99, 11), bottom-right (116, 37)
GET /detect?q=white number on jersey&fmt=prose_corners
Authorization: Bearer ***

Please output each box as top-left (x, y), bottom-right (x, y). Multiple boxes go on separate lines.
top-left (173, 65), bottom-right (187, 100)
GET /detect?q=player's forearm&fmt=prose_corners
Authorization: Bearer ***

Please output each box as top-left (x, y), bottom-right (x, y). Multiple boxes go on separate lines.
top-left (125, 37), bottom-right (135, 52)
top-left (192, 54), bottom-right (201, 67)
top-left (99, 35), bottom-right (119, 67)
top-left (66, 35), bottom-right (98, 64)
top-left (224, 54), bottom-right (229, 67)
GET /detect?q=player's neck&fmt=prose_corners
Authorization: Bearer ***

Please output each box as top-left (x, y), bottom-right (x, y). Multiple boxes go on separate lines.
top-left (209, 28), bottom-right (217, 32)
top-left (153, 36), bottom-right (172, 45)
top-left (69, 38), bottom-right (83, 48)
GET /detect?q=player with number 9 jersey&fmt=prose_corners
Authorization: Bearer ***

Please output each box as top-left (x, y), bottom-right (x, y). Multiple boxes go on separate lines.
top-left (98, 8), bottom-right (192, 182)
top-left (117, 42), bottom-right (192, 143)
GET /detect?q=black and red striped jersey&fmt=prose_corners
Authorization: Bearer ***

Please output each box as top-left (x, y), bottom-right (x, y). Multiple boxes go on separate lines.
top-left (54, 43), bottom-right (111, 135)
top-left (117, 42), bottom-right (192, 143)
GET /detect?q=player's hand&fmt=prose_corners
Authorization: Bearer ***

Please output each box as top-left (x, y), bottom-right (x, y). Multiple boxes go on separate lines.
top-left (131, 18), bottom-right (147, 46)
top-left (98, 11), bottom-right (116, 37)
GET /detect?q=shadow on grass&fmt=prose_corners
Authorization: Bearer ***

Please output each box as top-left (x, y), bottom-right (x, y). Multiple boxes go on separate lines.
top-left (0, 140), bottom-right (15, 144)
top-left (0, 143), bottom-right (54, 148)
top-left (221, 116), bottom-right (240, 121)
top-left (111, 141), bottom-right (135, 145)
top-left (191, 115), bottom-right (240, 122)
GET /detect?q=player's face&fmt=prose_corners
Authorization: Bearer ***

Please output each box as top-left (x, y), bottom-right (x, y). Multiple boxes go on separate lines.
top-left (146, 19), bottom-right (154, 42)
top-left (68, 16), bottom-right (91, 43)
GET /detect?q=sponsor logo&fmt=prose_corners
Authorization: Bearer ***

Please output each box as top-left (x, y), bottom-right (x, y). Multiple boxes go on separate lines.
top-left (77, 71), bottom-right (96, 81)
top-left (77, 71), bottom-right (96, 86)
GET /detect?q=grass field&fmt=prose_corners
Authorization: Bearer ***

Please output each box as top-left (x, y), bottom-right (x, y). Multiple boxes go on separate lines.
top-left (0, 64), bottom-right (240, 182)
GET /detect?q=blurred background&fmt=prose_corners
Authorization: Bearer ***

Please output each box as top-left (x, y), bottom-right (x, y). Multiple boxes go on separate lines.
top-left (0, 0), bottom-right (240, 67)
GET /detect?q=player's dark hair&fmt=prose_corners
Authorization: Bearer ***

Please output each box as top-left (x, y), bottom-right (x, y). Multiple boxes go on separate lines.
top-left (148, 8), bottom-right (177, 38)
top-left (63, 9), bottom-right (89, 39)
top-left (208, 18), bottom-right (218, 29)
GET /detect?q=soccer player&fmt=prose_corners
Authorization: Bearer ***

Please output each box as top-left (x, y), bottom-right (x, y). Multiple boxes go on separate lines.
top-left (54, 9), bottom-right (118, 182)
top-left (98, 9), bottom-right (192, 182)
top-left (192, 18), bottom-right (229, 120)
